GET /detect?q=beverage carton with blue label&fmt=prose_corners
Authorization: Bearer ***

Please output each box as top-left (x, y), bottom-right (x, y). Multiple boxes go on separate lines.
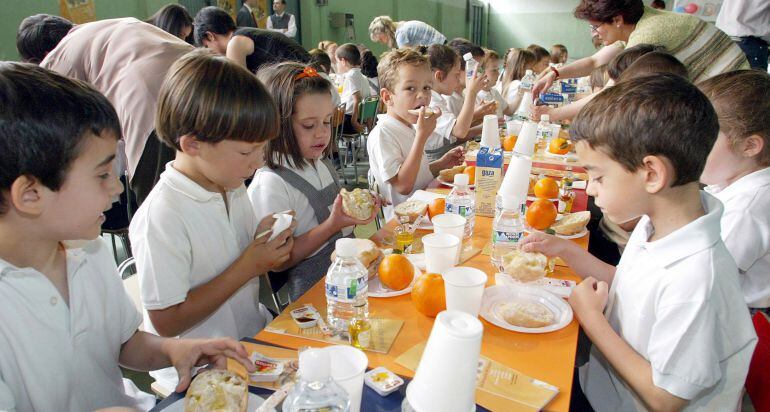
top-left (475, 146), bottom-right (504, 217)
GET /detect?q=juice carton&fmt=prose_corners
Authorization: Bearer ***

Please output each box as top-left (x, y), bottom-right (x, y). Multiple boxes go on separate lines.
top-left (475, 146), bottom-right (504, 217)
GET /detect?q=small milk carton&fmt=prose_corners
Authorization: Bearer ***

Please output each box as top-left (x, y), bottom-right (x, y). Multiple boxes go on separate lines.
top-left (475, 146), bottom-right (504, 217)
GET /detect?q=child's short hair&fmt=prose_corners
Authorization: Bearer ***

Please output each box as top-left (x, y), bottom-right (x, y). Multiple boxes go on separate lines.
top-left (192, 6), bottom-right (235, 47)
top-left (480, 48), bottom-right (500, 69)
top-left (0, 62), bottom-right (120, 214)
top-left (156, 49), bottom-right (279, 151)
top-left (550, 44), bottom-right (568, 64)
top-left (590, 64), bottom-right (609, 90)
top-left (308, 48), bottom-right (332, 73)
top-left (377, 48), bottom-right (430, 92)
top-left (257, 62), bottom-right (334, 170)
top-left (16, 14), bottom-right (73, 64)
top-left (607, 43), bottom-right (664, 80)
top-left (618, 51), bottom-right (688, 82)
top-left (447, 38), bottom-right (484, 70)
top-left (571, 73), bottom-right (718, 186)
top-left (336, 43), bottom-right (361, 66)
top-left (420, 44), bottom-right (459, 76)
top-left (527, 44), bottom-right (551, 62)
top-left (360, 49), bottom-right (379, 78)
top-left (698, 70), bottom-right (770, 167)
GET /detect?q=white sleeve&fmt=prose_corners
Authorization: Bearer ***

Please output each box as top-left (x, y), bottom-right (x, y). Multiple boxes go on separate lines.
top-left (266, 16), bottom-right (273, 29)
top-left (286, 15), bottom-right (297, 37)
top-left (0, 376), bottom-right (15, 412)
top-left (247, 171), bottom-right (295, 229)
top-left (92, 239), bottom-right (142, 343)
top-left (378, 134), bottom-right (408, 182)
top-left (129, 204), bottom-right (194, 310)
top-left (721, 210), bottom-right (768, 272)
top-left (345, 74), bottom-right (361, 95)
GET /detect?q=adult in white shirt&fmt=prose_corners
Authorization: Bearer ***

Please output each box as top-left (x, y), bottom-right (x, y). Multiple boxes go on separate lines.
top-left (266, 0), bottom-right (296, 38)
top-left (716, 0), bottom-right (770, 70)
top-left (368, 16), bottom-right (446, 49)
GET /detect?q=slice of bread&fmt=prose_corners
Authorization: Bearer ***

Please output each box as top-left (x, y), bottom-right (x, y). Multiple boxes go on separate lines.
top-left (407, 107), bottom-right (436, 117)
top-left (394, 200), bottom-right (428, 224)
top-left (330, 238), bottom-right (384, 279)
top-left (498, 301), bottom-right (554, 328)
top-left (184, 370), bottom-right (247, 412)
top-left (501, 250), bottom-right (547, 282)
top-left (551, 211), bottom-right (590, 236)
top-left (341, 188), bottom-right (375, 220)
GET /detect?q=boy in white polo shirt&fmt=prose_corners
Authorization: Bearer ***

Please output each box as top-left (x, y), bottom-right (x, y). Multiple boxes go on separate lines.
top-left (0, 63), bottom-right (256, 411)
top-left (699, 70), bottom-right (770, 313)
top-left (130, 50), bottom-right (295, 392)
top-left (521, 74), bottom-right (757, 411)
top-left (367, 48), bottom-right (465, 221)
top-left (336, 43), bottom-right (373, 135)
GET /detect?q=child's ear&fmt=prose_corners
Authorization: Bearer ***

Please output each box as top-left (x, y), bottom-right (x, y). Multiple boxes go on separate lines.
top-left (741, 134), bottom-right (765, 159)
top-left (434, 70), bottom-right (445, 83)
top-left (380, 88), bottom-right (394, 106)
top-left (9, 175), bottom-right (45, 216)
top-left (641, 155), bottom-right (672, 194)
top-left (179, 135), bottom-right (202, 156)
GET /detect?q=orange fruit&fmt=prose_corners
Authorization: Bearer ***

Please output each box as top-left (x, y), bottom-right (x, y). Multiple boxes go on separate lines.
top-left (548, 137), bottom-right (570, 155)
top-left (378, 254), bottom-right (414, 291)
top-left (526, 198), bottom-right (558, 230)
top-left (463, 166), bottom-right (476, 185)
top-left (533, 177), bottom-right (559, 199)
top-left (411, 273), bottom-right (446, 317)
top-left (503, 135), bottom-right (518, 152)
top-left (428, 198), bottom-right (446, 219)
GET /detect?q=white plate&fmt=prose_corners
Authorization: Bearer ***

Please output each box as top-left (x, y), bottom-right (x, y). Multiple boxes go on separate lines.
top-left (437, 177), bottom-right (475, 189)
top-left (369, 260), bottom-right (422, 298)
top-left (162, 392), bottom-right (267, 411)
top-left (415, 213), bottom-right (433, 230)
top-left (480, 284), bottom-right (573, 333)
top-left (523, 225), bottom-right (587, 240)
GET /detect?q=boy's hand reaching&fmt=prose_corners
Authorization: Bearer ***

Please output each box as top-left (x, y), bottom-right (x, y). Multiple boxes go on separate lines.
top-left (164, 337), bottom-right (256, 393)
top-left (436, 146), bottom-right (465, 170)
top-left (415, 106), bottom-right (441, 141)
top-left (568, 276), bottom-right (609, 323)
top-left (519, 231), bottom-right (573, 257)
top-left (465, 71), bottom-right (488, 96)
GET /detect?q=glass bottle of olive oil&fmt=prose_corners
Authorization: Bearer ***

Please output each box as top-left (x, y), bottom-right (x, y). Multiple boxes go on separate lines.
top-left (348, 302), bottom-right (371, 350)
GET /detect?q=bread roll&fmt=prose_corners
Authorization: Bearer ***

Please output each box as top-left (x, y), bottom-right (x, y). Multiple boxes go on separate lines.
top-left (498, 301), bottom-right (554, 328)
top-left (394, 200), bottom-right (428, 224)
top-left (341, 188), bottom-right (375, 220)
top-left (551, 211), bottom-right (590, 236)
top-left (184, 370), bottom-right (247, 412)
top-left (501, 250), bottom-right (547, 282)
top-left (439, 166), bottom-right (466, 183)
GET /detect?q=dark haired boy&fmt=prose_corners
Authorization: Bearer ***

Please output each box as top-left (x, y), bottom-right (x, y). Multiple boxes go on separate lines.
top-left (336, 43), bottom-right (373, 134)
top-left (0, 62), bottom-right (255, 411)
top-left (521, 74), bottom-right (756, 411)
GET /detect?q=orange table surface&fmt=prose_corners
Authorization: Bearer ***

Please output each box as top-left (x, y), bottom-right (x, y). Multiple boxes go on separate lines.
top-left (255, 215), bottom-right (582, 412)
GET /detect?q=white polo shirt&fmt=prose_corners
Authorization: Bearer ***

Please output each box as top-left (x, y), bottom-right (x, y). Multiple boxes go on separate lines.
top-left (367, 113), bottom-right (435, 221)
top-left (580, 192), bottom-right (757, 412)
top-left (446, 91), bottom-right (465, 117)
top-left (318, 72), bottom-right (341, 107)
top-left (425, 90), bottom-right (457, 161)
top-left (340, 68), bottom-right (372, 115)
top-left (130, 163), bottom-right (269, 391)
top-left (706, 167), bottom-right (770, 308)
top-left (248, 159), bottom-right (353, 257)
top-left (477, 88), bottom-right (508, 118)
top-left (0, 239), bottom-right (142, 412)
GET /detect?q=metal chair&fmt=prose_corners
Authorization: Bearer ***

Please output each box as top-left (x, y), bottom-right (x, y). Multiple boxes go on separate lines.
top-left (339, 97), bottom-right (380, 186)
top-left (331, 103), bottom-right (347, 182)
top-left (102, 174), bottom-right (136, 265)
top-left (367, 169), bottom-right (385, 230)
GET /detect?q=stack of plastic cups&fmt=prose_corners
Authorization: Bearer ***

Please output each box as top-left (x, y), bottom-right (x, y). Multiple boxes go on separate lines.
top-left (403, 310), bottom-right (483, 412)
top-left (499, 153), bottom-right (533, 201)
top-left (513, 121), bottom-right (538, 157)
top-left (479, 114), bottom-right (500, 149)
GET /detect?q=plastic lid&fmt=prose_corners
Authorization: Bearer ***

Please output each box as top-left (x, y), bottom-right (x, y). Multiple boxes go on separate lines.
top-left (335, 238), bottom-right (357, 258)
top-left (525, 69), bottom-right (533, 75)
top-left (299, 348), bottom-right (330, 382)
top-left (463, 52), bottom-right (473, 61)
top-left (453, 173), bottom-right (470, 186)
top-left (540, 114), bottom-right (550, 122)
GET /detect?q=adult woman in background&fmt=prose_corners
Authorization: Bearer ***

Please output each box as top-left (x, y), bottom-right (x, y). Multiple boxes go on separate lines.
top-left (145, 4), bottom-right (193, 43)
top-left (368, 16), bottom-right (445, 48)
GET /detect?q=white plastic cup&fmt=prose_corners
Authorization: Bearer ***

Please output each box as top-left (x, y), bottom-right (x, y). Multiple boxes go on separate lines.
top-left (480, 114), bottom-right (500, 149)
top-left (514, 121), bottom-right (538, 156)
top-left (405, 310), bottom-right (483, 412)
top-left (549, 123), bottom-right (561, 140)
top-left (325, 345), bottom-right (368, 412)
top-left (432, 214), bottom-right (466, 263)
top-left (422, 233), bottom-right (460, 274)
top-left (505, 120), bottom-right (523, 139)
top-left (442, 267), bottom-right (487, 317)
top-left (498, 153), bottom-right (533, 200)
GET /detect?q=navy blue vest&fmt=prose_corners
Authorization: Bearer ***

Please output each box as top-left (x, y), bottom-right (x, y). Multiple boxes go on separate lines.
top-left (270, 13), bottom-right (290, 30)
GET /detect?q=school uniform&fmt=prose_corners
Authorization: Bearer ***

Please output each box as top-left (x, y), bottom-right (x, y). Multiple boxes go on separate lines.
top-left (341, 68), bottom-right (373, 134)
top-left (248, 158), bottom-right (352, 300)
top-left (579, 192), bottom-right (757, 411)
top-left (130, 163), bottom-right (271, 392)
top-left (706, 167), bottom-right (770, 309)
top-left (477, 88), bottom-right (508, 118)
top-left (424, 90), bottom-right (458, 161)
top-left (0, 239), bottom-right (143, 411)
top-left (446, 91), bottom-right (465, 117)
top-left (367, 113), bottom-right (435, 221)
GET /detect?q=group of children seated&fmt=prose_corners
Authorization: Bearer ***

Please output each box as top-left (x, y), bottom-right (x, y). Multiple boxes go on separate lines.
top-left (0, 8), bottom-right (768, 412)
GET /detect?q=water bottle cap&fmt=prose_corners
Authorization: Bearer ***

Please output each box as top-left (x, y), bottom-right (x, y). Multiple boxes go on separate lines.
top-left (463, 52), bottom-right (474, 61)
top-left (453, 173), bottom-right (470, 186)
top-left (525, 69), bottom-right (533, 75)
top-left (540, 114), bottom-right (550, 122)
top-left (299, 348), bottom-right (330, 382)
top-left (335, 238), bottom-right (357, 258)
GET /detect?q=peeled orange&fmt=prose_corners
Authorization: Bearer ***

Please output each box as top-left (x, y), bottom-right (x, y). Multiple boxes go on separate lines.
top-left (533, 177), bottom-right (559, 199)
top-left (428, 198), bottom-right (446, 219)
top-left (378, 254), bottom-right (414, 291)
top-left (463, 166), bottom-right (476, 185)
top-left (548, 137), bottom-right (570, 155)
top-left (411, 273), bottom-right (446, 317)
top-left (503, 135), bottom-right (517, 152)
top-left (526, 198), bottom-right (558, 230)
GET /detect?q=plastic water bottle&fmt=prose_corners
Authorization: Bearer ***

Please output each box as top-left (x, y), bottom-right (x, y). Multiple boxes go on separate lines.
top-left (491, 196), bottom-right (525, 271)
top-left (283, 348), bottom-right (350, 412)
top-left (519, 69), bottom-right (535, 92)
top-left (464, 52), bottom-right (478, 79)
top-left (536, 114), bottom-right (553, 151)
top-left (515, 70), bottom-right (536, 120)
top-left (325, 238), bottom-right (368, 333)
top-left (445, 173), bottom-right (475, 239)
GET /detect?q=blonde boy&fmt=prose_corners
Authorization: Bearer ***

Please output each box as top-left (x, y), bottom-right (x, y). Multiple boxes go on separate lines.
top-left (0, 63), bottom-right (255, 411)
top-left (700, 70), bottom-right (770, 312)
top-left (367, 48), bottom-right (464, 220)
top-left (522, 74), bottom-right (756, 411)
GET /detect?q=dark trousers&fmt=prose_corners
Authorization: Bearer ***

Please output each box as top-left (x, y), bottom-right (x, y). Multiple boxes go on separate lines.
top-left (129, 131), bottom-right (176, 206)
top-left (737, 36), bottom-right (769, 71)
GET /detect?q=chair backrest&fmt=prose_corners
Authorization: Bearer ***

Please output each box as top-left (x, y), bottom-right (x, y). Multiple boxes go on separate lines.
top-left (332, 102), bottom-right (346, 143)
top-left (358, 96), bottom-right (380, 124)
top-left (747, 311), bottom-right (770, 411)
top-left (118, 257), bottom-right (144, 330)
